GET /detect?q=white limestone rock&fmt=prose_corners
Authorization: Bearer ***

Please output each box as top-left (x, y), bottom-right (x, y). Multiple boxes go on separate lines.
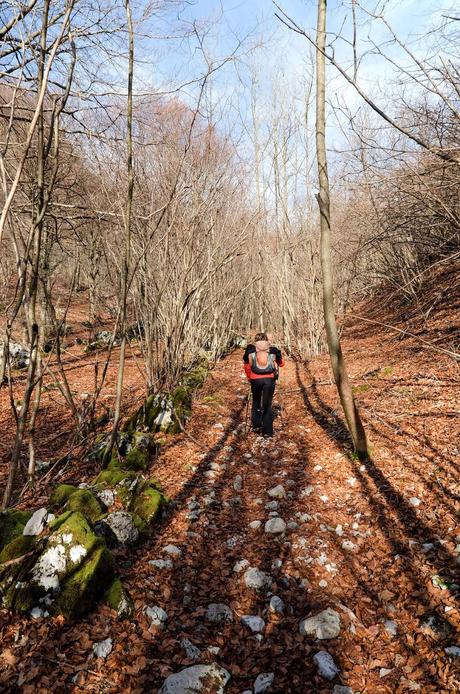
top-left (206, 603), bottom-right (233, 624)
top-left (264, 517), bottom-right (286, 534)
top-left (159, 664), bottom-right (231, 694)
top-left (254, 672), bottom-right (274, 693)
top-left (313, 651), bottom-right (340, 680)
top-left (244, 567), bottom-right (272, 591)
top-left (267, 485), bottom-right (286, 499)
top-left (93, 638), bottom-right (113, 659)
top-left (299, 608), bottom-right (341, 639)
top-left (145, 605), bottom-right (168, 628)
top-left (23, 508), bottom-right (50, 536)
top-left (241, 615), bottom-right (265, 633)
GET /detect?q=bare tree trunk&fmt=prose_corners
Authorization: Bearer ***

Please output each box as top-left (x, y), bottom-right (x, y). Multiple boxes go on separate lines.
top-left (315, 0), bottom-right (368, 459)
top-left (103, 0), bottom-right (134, 464)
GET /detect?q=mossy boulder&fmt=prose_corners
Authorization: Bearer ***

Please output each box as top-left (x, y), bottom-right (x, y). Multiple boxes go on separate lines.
top-left (2, 511), bottom-right (115, 618)
top-left (0, 510), bottom-right (32, 551)
top-left (123, 447), bottom-right (149, 471)
top-left (104, 577), bottom-right (134, 619)
top-left (0, 535), bottom-right (36, 563)
top-left (49, 484), bottom-right (78, 509)
top-left (66, 489), bottom-right (103, 523)
top-left (130, 483), bottom-right (163, 524)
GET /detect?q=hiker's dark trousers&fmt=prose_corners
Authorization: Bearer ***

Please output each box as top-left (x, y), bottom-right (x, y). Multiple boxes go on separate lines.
top-left (250, 378), bottom-right (276, 435)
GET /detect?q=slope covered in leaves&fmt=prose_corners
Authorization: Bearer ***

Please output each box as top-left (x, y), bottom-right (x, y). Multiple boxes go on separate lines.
top-left (0, 305), bottom-right (459, 692)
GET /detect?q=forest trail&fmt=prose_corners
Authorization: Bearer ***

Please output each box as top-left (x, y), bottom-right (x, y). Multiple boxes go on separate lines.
top-left (2, 345), bottom-right (458, 693)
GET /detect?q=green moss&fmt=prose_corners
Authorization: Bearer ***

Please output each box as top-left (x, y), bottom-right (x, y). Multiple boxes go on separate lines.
top-left (142, 394), bottom-right (162, 430)
top-left (66, 489), bottom-right (103, 524)
top-left (123, 447), bottom-right (148, 471)
top-left (0, 510), bottom-right (32, 550)
top-left (107, 453), bottom-right (122, 471)
top-left (104, 577), bottom-right (134, 619)
top-left (93, 469), bottom-right (135, 486)
top-left (352, 384), bottom-right (370, 394)
top-left (130, 512), bottom-right (148, 539)
top-left (52, 540), bottom-right (115, 618)
top-left (130, 484), bottom-right (163, 524)
top-left (48, 510), bottom-right (73, 531)
top-left (49, 484), bottom-right (78, 509)
top-left (0, 535), bottom-right (36, 563)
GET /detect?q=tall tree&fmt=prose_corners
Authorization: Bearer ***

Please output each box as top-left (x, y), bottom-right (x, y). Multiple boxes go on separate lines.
top-left (315, 0), bottom-right (368, 459)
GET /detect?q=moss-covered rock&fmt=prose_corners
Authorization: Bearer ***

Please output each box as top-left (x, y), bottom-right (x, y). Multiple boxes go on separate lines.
top-left (66, 489), bottom-right (103, 523)
top-left (130, 483), bottom-right (163, 524)
top-left (0, 535), bottom-right (36, 563)
top-left (104, 577), bottom-right (134, 619)
top-left (0, 510), bottom-right (33, 551)
top-left (123, 447), bottom-right (149, 471)
top-left (2, 511), bottom-right (115, 618)
top-left (53, 541), bottom-right (115, 618)
top-left (49, 484), bottom-right (78, 509)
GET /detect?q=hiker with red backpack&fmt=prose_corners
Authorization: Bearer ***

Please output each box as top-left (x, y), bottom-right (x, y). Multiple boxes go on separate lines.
top-left (243, 332), bottom-right (284, 437)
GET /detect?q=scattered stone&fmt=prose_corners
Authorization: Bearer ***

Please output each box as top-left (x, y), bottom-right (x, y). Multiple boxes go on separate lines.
top-left (23, 508), bottom-right (49, 536)
top-left (271, 558), bottom-right (282, 570)
top-left (299, 608), bottom-right (341, 639)
top-left (254, 672), bottom-right (274, 693)
top-left (319, 495), bottom-right (329, 502)
top-left (226, 535), bottom-right (240, 549)
top-left (207, 646), bottom-right (220, 655)
top-left (409, 497), bottom-right (421, 507)
top-left (159, 664), bottom-right (231, 694)
top-left (300, 485), bottom-right (314, 497)
top-left (333, 686), bottom-right (353, 694)
top-left (93, 638), bottom-right (113, 659)
top-left (347, 477), bottom-right (357, 487)
top-left (180, 638), bottom-right (201, 661)
top-left (249, 521), bottom-right (261, 530)
top-left (30, 606), bottom-right (48, 619)
top-left (241, 615), bottom-right (265, 633)
top-left (296, 512), bottom-right (312, 523)
top-left (244, 567), bottom-right (272, 591)
top-left (422, 543), bottom-right (435, 552)
top-left (287, 521), bottom-right (299, 530)
top-left (145, 605), bottom-right (168, 628)
top-left (419, 611), bottom-right (452, 639)
top-left (379, 668), bottom-right (393, 678)
top-left (163, 544), bottom-right (182, 558)
top-left (149, 559), bottom-right (173, 570)
top-left (264, 518), bottom-right (286, 534)
top-left (268, 485), bottom-right (286, 499)
top-left (445, 646), bottom-right (460, 657)
top-left (313, 651), bottom-right (340, 680)
top-left (265, 501), bottom-right (278, 511)
top-left (335, 525), bottom-right (343, 536)
top-left (384, 620), bottom-right (397, 637)
top-left (213, 423), bottom-right (224, 430)
top-left (233, 475), bottom-right (243, 491)
top-left (206, 603), bottom-right (233, 624)
top-left (341, 540), bottom-right (356, 552)
top-left (319, 580), bottom-right (328, 588)
top-left (269, 595), bottom-right (284, 615)
top-left (101, 512), bottom-right (139, 546)
top-left (233, 559), bottom-right (249, 573)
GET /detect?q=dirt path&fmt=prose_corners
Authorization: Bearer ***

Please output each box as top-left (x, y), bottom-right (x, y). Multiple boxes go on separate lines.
top-left (1, 350), bottom-right (459, 693)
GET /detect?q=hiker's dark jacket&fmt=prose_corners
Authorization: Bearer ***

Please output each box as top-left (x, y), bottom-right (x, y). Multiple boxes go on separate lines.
top-left (243, 342), bottom-right (284, 381)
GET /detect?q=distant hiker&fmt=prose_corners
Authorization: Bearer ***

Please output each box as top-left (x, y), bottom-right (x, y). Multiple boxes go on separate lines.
top-left (243, 332), bottom-right (284, 437)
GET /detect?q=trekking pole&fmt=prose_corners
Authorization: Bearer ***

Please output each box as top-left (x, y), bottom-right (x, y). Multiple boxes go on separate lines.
top-left (244, 385), bottom-right (251, 433)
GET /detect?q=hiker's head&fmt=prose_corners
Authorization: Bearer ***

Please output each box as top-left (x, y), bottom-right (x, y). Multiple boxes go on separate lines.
top-left (254, 332), bottom-right (268, 342)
